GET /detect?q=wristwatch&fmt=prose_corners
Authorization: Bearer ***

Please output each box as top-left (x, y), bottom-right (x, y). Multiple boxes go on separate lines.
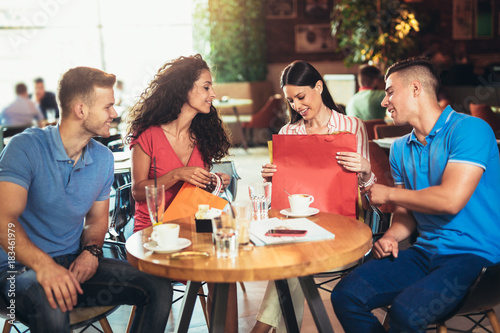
top-left (83, 244), bottom-right (103, 258)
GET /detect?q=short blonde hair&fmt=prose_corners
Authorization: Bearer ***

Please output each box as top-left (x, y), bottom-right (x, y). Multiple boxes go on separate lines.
top-left (58, 67), bottom-right (116, 117)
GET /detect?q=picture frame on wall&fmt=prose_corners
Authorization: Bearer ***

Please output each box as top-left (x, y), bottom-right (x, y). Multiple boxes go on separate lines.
top-left (475, 0), bottom-right (493, 38)
top-left (305, 0), bottom-right (329, 18)
top-left (295, 24), bottom-right (336, 53)
top-left (266, 0), bottom-right (297, 19)
top-left (452, 0), bottom-right (474, 40)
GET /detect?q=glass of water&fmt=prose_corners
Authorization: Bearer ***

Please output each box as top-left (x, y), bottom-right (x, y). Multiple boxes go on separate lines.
top-left (248, 182), bottom-right (272, 220)
top-left (212, 214), bottom-right (238, 258)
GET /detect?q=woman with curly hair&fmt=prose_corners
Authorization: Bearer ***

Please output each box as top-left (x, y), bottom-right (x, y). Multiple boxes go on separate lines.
top-left (126, 54), bottom-right (231, 233)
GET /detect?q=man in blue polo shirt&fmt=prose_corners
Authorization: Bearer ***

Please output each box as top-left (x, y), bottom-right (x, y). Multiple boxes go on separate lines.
top-left (0, 67), bottom-right (172, 332)
top-left (331, 57), bottom-right (500, 332)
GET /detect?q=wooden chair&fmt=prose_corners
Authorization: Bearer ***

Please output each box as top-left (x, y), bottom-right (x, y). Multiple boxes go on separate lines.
top-left (469, 103), bottom-right (500, 133)
top-left (0, 282), bottom-right (118, 333)
top-left (241, 94), bottom-right (285, 146)
top-left (374, 123), bottom-right (413, 139)
top-left (363, 119), bottom-right (386, 141)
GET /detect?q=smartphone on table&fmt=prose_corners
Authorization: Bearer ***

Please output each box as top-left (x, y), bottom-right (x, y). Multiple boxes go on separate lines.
top-left (265, 229), bottom-right (307, 237)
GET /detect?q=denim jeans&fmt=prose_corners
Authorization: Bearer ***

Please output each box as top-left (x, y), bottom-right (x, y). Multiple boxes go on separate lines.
top-left (331, 246), bottom-right (492, 333)
top-left (0, 253), bottom-right (173, 333)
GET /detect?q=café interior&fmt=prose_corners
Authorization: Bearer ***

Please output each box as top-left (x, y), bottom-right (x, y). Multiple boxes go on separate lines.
top-left (1, 0), bottom-right (500, 332)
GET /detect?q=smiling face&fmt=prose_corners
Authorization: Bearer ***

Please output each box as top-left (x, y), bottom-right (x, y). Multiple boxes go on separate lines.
top-left (83, 86), bottom-right (117, 138)
top-left (283, 80), bottom-right (324, 121)
top-left (381, 72), bottom-right (416, 126)
top-left (186, 69), bottom-right (216, 114)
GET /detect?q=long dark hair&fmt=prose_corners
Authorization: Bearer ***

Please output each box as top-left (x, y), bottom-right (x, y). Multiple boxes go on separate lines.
top-left (280, 60), bottom-right (344, 124)
top-left (125, 54), bottom-right (230, 167)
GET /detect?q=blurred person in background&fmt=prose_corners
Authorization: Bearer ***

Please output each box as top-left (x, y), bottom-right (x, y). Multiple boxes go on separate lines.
top-left (346, 65), bottom-right (387, 121)
top-left (34, 77), bottom-right (60, 123)
top-left (1, 83), bottom-right (44, 127)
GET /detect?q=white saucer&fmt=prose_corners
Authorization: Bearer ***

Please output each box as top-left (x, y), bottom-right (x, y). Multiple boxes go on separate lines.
top-left (280, 207), bottom-right (319, 217)
top-left (143, 238), bottom-right (191, 253)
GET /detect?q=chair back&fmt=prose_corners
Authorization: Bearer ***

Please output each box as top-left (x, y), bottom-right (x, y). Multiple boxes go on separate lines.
top-left (1, 125), bottom-right (31, 153)
top-left (469, 103), bottom-right (500, 132)
top-left (93, 134), bottom-right (122, 148)
top-left (241, 94), bottom-right (284, 130)
top-left (455, 263), bottom-right (500, 315)
top-left (369, 141), bottom-right (395, 213)
top-left (363, 119), bottom-right (386, 141)
top-left (374, 124), bottom-right (413, 139)
top-left (211, 161), bottom-right (241, 202)
top-left (108, 183), bottom-right (135, 243)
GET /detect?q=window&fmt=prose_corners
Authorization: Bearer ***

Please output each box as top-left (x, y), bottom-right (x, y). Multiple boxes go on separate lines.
top-left (0, 0), bottom-right (195, 107)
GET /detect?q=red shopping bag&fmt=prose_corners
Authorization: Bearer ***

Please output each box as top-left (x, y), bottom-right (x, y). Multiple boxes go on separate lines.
top-left (271, 133), bottom-right (358, 218)
top-left (163, 182), bottom-right (228, 222)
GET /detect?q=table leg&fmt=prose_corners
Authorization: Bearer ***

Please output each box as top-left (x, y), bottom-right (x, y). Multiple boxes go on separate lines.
top-left (298, 275), bottom-right (334, 333)
top-left (209, 283), bottom-right (230, 333)
top-left (275, 279), bottom-right (300, 333)
top-left (175, 280), bottom-right (202, 333)
top-left (232, 106), bottom-right (249, 150)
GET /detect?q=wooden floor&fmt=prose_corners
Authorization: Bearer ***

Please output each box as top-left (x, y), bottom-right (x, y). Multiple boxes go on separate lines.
top-left (2, 147), bottom-right (499, 332)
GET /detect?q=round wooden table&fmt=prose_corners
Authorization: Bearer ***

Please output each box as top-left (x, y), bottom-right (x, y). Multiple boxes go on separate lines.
top-left (126, 209), bottom-right (372, 333)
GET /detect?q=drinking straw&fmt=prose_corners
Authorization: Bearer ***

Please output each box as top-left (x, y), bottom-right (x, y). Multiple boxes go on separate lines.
top-left (154, 157), bottom-right (158, 188)
top-left (154, 157), bottom-right (158, 225)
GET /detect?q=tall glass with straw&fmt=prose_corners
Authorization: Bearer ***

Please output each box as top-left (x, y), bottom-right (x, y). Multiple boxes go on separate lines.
top-left (145, 157), bottom-right (165, 226)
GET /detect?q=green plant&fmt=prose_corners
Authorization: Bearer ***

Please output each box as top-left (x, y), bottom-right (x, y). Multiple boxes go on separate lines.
top-left (193, 0), bottom-right (267, 83)
top-left (331, 0), bottom-right (419, 70)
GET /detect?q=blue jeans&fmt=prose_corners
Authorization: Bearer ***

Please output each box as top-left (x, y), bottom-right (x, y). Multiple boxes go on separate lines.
top-left (0, 253), bottom-right (172, 333)
top-left (331, 246), bottom-right (492, 333)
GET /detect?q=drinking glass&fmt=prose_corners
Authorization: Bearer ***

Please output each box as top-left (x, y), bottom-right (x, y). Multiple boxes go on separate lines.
top-left (248, 182), bottom-right (272, 220)
top-left (46, 108), bottom-right (56, 123)
top-left (212, 214), bottom-right (238, 258)
top-left (231, 202), bottom-right (251, 245)
top-left (145, 184), bottom-right (165, 226)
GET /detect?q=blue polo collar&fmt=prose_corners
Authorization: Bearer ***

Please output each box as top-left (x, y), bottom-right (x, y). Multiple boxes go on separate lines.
top-left (49, 125), bottom-right (93, 166)
top-left (408, 106), bottom-right (454, 145)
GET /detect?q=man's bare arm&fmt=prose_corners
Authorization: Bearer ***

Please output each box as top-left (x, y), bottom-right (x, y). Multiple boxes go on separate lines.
top-left (369, 162), bottom-right (483, 215)
top-left (69, 199), bottom-right (109, 283)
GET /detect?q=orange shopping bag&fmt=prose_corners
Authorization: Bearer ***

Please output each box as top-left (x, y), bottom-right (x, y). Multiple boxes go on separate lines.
top-left (271, 133), bottom-right (358, 218)
top-left (163, 182), bottom-right (228, 222)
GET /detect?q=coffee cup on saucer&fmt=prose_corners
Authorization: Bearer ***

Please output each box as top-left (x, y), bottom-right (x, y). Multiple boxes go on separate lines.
top-left (151, 223), bottom-right (180, 249)
top-left (288, 194), bottom-right (314, 215)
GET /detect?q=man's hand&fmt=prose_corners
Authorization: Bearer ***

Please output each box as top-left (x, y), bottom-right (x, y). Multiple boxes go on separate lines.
top-left (367, 183), bottom-right (393, 206)
top-left (69, 250), bottom-right (99, 283)
top-left (373, 235), bottom-right (399, 259)
top-left (37, 262), bottom-right (83, 312)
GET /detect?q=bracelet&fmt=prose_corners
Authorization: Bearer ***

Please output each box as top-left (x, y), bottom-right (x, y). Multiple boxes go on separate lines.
top-left (359, 172), bottom-right (377, 189)
top-left (83, 244), bottom-right (103, 258)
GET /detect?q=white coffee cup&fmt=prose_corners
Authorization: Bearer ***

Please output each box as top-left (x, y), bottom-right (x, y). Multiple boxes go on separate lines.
top-left (288, 194), bottom-right (315, 214)
top-left (151, 223), bottom-right (180, 249)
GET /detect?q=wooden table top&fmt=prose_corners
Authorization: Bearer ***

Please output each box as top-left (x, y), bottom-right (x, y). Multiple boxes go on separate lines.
top-left (126, 210), bottom-right (372, 283)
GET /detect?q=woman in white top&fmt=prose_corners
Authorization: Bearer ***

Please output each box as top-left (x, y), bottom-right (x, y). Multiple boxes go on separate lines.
top-left (252, 60), bottom-right (374, 333)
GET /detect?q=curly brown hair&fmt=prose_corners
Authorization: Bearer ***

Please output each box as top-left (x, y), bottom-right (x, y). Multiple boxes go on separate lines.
top-left (125, 54), bottom-right (231, 167)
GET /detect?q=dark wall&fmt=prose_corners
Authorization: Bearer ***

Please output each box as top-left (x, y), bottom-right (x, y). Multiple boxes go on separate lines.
top-left (266, 0), bottom-right (500, 69)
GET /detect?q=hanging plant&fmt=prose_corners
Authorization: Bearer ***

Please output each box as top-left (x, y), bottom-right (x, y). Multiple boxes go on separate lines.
top-left (331, 0), bottom-right (420, 70)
